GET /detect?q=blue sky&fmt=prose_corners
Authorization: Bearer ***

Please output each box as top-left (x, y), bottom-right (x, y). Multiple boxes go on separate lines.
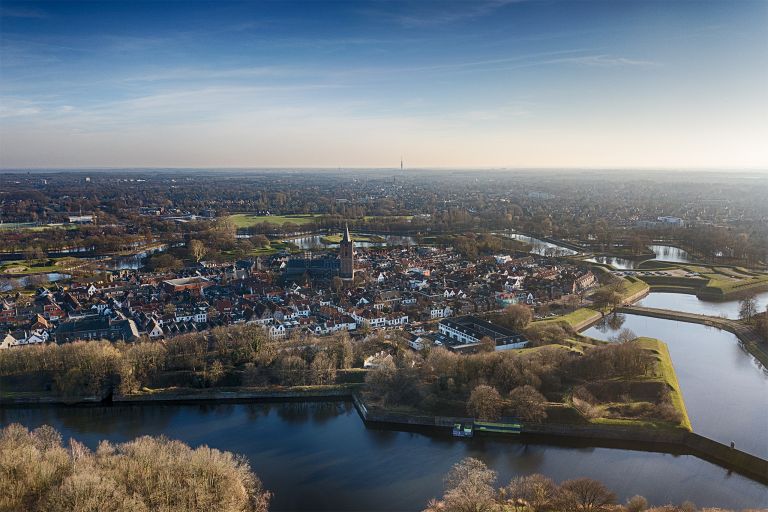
top-left (1, 0), bottom-right (766, 169)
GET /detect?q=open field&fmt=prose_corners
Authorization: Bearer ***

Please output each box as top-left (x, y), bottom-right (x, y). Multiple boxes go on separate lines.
top-left (533, 307), bottom-right (602, 330)
top-left (0, 222), bottom-right (79, 232)
top-left (228, 213), bottom-right (319, 228)
top-left (0, 257), bottom-right (81, 275)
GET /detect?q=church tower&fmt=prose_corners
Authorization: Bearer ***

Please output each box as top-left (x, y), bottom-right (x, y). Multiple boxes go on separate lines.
top-left (339, 224), bottom-right (355, 279)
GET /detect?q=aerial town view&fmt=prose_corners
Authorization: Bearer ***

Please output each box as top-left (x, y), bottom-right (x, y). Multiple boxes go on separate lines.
top-left (1, 1), bottom-right (767, 512)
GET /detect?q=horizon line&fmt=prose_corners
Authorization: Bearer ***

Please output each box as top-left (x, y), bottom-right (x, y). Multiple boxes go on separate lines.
top-left (2, 166), bottom-right (767, 173)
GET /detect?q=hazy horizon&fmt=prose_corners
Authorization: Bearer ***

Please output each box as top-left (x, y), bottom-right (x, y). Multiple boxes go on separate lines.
top-left (2, 0), bottom-right (767, 169)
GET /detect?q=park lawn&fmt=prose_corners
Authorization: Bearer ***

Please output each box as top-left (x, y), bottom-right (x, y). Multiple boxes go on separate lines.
top-left (228, 213), bottom-right (319, 228)
top-left (0, 222), bottom-right (78, 232)
top-left (249, 247), bottom-right (278, 256)
top-left (0, 258), bottom-right (79, 275)
top-left (533, 307), bottom-right (602, 330)
top-left (620, 276), bottom-right (650, 299)
top-left (515, 344), bottom-right (577, 355)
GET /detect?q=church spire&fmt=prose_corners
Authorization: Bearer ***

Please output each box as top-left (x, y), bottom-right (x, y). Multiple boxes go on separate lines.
top-left (339, 223), bottom-right (355, 280)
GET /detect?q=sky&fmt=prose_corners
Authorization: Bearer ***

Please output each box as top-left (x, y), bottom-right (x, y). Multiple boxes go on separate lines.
top-left (1, 0), bottom-right (767, 170)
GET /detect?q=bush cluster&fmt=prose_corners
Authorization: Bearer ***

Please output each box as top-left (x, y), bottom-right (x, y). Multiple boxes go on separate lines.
top-left (0, 423), bottom-right (270, 512)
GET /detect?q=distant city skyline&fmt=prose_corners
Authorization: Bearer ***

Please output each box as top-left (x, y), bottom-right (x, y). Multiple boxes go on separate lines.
top-left (1, 0), bottom-right (767, 170)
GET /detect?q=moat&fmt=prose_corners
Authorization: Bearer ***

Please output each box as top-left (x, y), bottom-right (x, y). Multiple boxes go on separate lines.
top-left (2, 400), bottom-right (766, 511)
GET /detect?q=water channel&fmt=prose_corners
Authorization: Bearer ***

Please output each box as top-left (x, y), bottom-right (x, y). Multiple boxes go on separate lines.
top-left (637, 291), bottom-right (768, 319)
top-left (584, 245), bottom-right (696, 270)
top-left (501, 233), bottom-right (579, 256)
top-left (2, 401), bottom-right (766, 510)
top-left (288, 234), bottom-right (416, 250)
top-left (583, 315), bottom-right (768, 459)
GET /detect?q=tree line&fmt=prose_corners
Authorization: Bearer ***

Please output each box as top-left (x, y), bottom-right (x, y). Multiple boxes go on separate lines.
top-left (0, 325), bottom-right (376, 398)
top-left (425, 457), bottom-right (751, 512)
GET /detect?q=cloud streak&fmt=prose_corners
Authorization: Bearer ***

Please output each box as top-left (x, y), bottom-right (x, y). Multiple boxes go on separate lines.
top-left (0, 6), bottom-right (47, 18)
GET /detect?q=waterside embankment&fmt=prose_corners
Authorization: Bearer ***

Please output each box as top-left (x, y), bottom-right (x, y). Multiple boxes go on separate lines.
top-left (2, 384), bottom-right (766, 485)
top-left (618, 305), bottom-right (768, 367)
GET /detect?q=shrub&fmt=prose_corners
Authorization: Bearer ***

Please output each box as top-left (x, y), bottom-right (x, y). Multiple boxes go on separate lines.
top-left (0, 423), bottom-right (271, 512)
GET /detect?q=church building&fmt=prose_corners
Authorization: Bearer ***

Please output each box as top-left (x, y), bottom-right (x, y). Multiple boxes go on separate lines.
top-left (339, 224), bottom-right (355, 280)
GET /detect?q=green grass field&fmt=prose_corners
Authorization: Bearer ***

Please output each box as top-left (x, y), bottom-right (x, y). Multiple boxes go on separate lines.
top-left (0, 258), bottom-right (79, 275)
top-left (0, 222), bottom-right (79, 232)
top-left (634, 337), bottom-right (692, 430)
top-left (228, 214), bottom-right (319, 228)
top-left (533, 307), bottom-right (602, 329)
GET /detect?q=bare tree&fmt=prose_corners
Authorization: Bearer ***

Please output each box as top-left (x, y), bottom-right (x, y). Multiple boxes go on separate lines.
top-left (508, 385), bottom-right (547, 423)
top-left (611, 328), bottom-right (637, 343)
top-left (556, 478), bottom-right (617, 512)
top-left (467, 385), bottom-right (504, 420)
top-left (498, 304), bottom-right (533, 331)
top-left (0, 423), bottom-right (271, 512)
top-left (739, 297), bottom-right (758, 323)
top-left (441, 458), bottom-right (497, 512)
top-left (188, 239), bottom-right (207, 262)
top-left (625, 495), bottom-right (649, 512)
top-left (505, 473), bottom-right (557, 512)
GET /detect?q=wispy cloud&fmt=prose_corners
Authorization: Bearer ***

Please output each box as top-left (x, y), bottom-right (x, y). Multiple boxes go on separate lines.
top-left (383, 0), bottom-right (528, 27)
top-left (120, 66), bottom-right (301, 83)
top-left (549, 54), bottom-right (660, 67)
top-left (0, 98), bottom-right (42, 118)
top-left (0, 6), bottom-right (47, 18)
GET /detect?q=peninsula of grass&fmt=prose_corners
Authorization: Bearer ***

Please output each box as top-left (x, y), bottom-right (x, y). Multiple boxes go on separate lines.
top-left (320, 233), bottom-right (386, 244)
top-left (228, 213), bottom-right (319, 228)
top-left (0, 257), bottom-right (80, 275)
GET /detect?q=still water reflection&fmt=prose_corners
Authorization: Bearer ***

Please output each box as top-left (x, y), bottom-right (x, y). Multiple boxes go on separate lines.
top-left (637, 291), bottom-right (768, 319)
top-left (584, 315), bottom-right (768, 458)
top-left (647, 245), bottom-right (694, 263)
top-left (1, 402), bottom-right (766, 511)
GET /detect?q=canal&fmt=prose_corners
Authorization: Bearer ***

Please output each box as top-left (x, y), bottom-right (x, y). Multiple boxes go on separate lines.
top-left (287, 234), bottom-right (416, 250)
top-left (636, 290), bottom-right (768, 319)
top-left (584, 314), bottom-right (768, 459)
top-left (501, 233), bottom-right (578, 256)
top-left (2, 401), bottom-right (766, 511)
top-left (584, 245), bottom-right (695, 270)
